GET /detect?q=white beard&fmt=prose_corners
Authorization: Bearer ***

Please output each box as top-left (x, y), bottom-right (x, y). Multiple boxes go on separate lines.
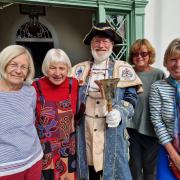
top-left (91, 47), bottom-right (112, 64)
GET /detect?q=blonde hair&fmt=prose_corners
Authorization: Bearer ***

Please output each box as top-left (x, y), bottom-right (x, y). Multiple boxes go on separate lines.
top-left (0, 45), bottom-right (35, 84)
top-left (42, 48), bottom-right (72, 76)
top-left (128, 38), bottom-right (155, 65)
top-left (164, 37), bottom-right (180, 67)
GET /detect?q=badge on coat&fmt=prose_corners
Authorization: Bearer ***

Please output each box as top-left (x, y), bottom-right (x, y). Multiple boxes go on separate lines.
top-left (75, 65), bottom-right (85, 80)
top-left (119, 66), bottom-right (136, 81)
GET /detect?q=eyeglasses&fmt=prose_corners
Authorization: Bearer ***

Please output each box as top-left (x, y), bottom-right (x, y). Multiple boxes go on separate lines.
top-left (132, 52), bottom-right (149, 58)
top-left (92, 39), bottom-right (112, 46)
top-left (7, 62), bottom-right (29, 72)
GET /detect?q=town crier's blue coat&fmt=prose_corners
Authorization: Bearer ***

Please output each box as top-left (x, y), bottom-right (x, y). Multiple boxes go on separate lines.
top-left (71, 59), bottom-right (142, 180)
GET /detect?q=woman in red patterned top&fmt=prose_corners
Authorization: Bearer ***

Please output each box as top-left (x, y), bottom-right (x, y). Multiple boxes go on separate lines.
top-left (32, 48), bottom-right (78, 180)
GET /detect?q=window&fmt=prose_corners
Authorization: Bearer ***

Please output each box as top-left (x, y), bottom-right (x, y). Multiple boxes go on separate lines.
top-left (106, 13), bottom-right (129, 61)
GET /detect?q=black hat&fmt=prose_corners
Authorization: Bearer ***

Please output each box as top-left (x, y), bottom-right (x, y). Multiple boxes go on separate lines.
top-left (83, 22), bottom-right (122, 45)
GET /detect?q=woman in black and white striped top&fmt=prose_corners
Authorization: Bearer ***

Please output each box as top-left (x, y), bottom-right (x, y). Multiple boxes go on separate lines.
top-left (149, 38), bottom-right (180, 180)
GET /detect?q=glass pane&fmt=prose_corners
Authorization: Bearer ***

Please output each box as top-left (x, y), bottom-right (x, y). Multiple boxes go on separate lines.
top-left (106, 14), bottom-right (128, 61)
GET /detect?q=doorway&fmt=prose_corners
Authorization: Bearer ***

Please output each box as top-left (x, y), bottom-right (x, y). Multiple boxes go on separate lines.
top-left (17, 41), bottom-right (54, 78)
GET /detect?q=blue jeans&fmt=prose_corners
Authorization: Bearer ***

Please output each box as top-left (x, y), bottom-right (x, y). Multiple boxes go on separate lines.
top-left (127, 129), bottom-right (159, 180)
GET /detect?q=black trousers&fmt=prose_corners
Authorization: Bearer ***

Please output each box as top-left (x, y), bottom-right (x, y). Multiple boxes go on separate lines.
top-left (42, 169), bottom-right (54, 180)
top-left (89, 166), bottom-right (103, 180)
top-left (127, 128), bottom-right (159, 180)
top-left (42, 166), bottom-right (103, 180)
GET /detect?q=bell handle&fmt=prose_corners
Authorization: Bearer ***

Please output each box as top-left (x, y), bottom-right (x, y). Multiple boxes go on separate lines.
top-left (107, 100), bottom-right (112, 112)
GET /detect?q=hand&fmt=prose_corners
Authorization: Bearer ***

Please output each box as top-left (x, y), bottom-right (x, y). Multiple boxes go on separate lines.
top-left (165, 143), bottom-right (180, 170)
top-left (171, 152), bottom-right (180, 171)
top-left (106, 109), bottom-right (121, 128)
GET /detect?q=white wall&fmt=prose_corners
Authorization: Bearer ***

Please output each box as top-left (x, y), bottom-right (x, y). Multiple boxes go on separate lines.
top-left (145, 0), bottom-right (180, 75)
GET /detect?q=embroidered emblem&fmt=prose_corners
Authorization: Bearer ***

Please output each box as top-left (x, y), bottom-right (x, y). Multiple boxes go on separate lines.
top-left (123, 101), bottom-right (129, 107)
top-left (119, 67), bottom-right (135, 81)
top-left (75, 65), bottom-right (85, 80)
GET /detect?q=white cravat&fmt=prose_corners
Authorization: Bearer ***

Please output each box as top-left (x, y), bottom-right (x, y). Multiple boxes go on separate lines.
top-left (88, 60), bottom-right (109, 91)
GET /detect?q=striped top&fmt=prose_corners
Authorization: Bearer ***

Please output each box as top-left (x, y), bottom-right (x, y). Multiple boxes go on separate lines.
top-left (149, 79), bottom-right (175, 144)
top-left (0, 85), bottom-right (43, 176)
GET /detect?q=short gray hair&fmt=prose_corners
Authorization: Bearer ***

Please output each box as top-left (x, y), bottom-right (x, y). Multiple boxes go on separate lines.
top-left (0, 45), bottom-right (35, 84)
top-left (42, 48), bottom-right (72, 76)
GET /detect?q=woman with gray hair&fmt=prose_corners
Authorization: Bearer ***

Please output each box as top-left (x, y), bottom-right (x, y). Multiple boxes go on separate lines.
top-left (149, 37), bottom-right (180, 179)
top-left (32, 48), bottom-right (78, 180)
top-left (0, 45), bottom-right (43, 180)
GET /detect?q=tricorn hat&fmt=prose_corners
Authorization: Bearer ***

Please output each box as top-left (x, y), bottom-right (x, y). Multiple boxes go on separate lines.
top-left (83, 22), bottom-right (122, 45)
